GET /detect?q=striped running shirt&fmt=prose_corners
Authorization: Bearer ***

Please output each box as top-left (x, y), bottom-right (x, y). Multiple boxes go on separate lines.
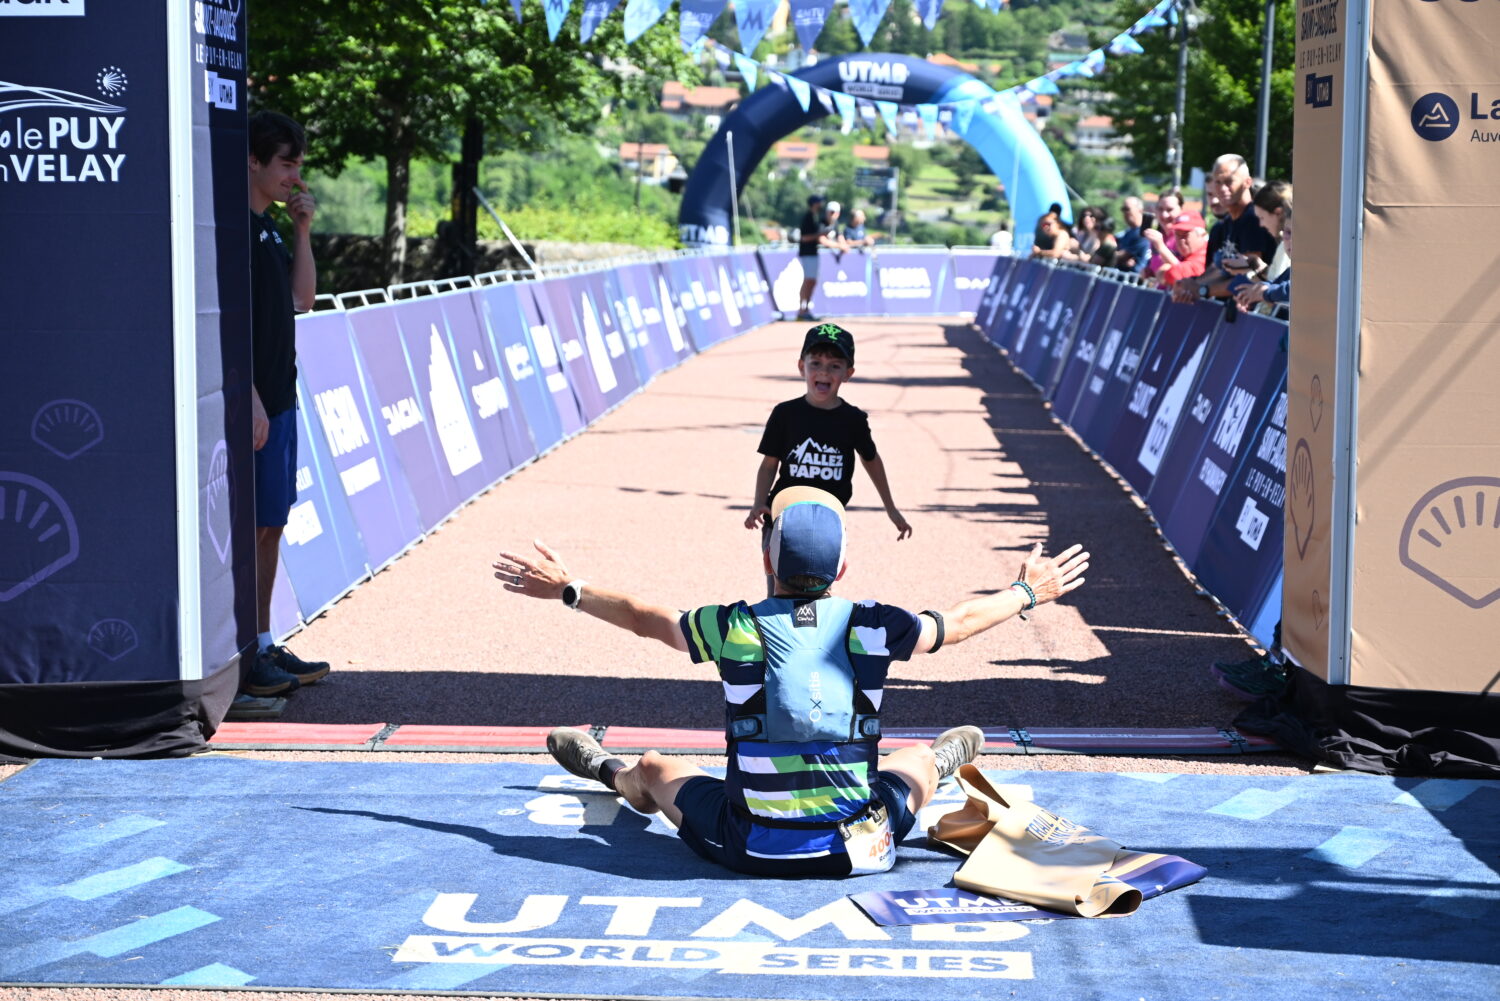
top-left (679, 597), bottom-right (921, 859)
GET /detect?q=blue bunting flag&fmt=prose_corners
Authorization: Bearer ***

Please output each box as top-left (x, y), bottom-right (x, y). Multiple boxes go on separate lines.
top-left (579, 0), bottom-right (622, 40)
top-left (623, 0), bottom-right (673, 43)
top-left (876, 99), bottom-right (900, 137)
top-left (734, 0), bottom-right (779, 54)
top-left (544, 0), bottom-right (572, 40)
top-left (833, 90), bottom-right (857, 133)
top-left (1109, 32), bottom-right (1145, 55)
top-left (952, 99), bottom-right (976, 136)
top-left (917, 103), bottom-right (939, 140)
top-left (732, 50), bottom-right (760, 91)
top-left (1027, 76), bottom-right (1061, 95)
top-left (914, 0), bottom-right (946, 30)
top-left (680, 0), bottom-right (727, 49)
top-left (852, 0), bottom-right (893, 46)
top-left (786, 73), bottom-right (813, 112)
top-left (511, 0), bottom-right (523, 23)
top-left (789, 0), bottom-right (836, 52)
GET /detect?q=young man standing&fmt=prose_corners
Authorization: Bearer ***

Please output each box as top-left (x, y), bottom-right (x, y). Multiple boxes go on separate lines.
top-left (242, 111), bottom-right (330, 697)
top-left (794, 194), bottom-right (840, 321)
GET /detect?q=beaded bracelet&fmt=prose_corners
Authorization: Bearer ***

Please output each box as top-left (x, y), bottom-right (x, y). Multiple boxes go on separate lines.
top-left (1010, 580), bottom-right (1036, 621)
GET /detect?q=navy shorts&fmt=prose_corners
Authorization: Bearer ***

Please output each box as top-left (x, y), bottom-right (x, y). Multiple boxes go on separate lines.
top-left (254, 408), bottom-right (298, 528)
top-left (672, 771), bottom-right (917, 878)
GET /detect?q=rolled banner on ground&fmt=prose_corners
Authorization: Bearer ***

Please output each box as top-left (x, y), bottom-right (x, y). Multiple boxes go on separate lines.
top-left (927, 764), bottom-right (1142, 917)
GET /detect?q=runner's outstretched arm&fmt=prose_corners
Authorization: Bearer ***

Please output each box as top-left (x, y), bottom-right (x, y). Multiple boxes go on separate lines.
top-left (914, 543), bottom-right (1088, 654)
top-left (493, 540), bottom-right (688, 652)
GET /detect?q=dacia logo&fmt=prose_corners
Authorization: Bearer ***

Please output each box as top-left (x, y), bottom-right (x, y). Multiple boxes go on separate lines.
top-left (1411, 92), bottom-right (1460, 141)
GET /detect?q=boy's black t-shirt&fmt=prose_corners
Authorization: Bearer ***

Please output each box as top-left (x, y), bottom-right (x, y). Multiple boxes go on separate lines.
top-left (250, 209), bottom-right (298, 417)
top-left (759, 397), bottom-right (878, 507)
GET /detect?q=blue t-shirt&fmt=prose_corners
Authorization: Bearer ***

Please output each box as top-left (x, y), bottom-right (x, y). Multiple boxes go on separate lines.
top-left (679, 597), bottom-right (922, 860)
top-left (1116, 226), bottom-right (1151, 274)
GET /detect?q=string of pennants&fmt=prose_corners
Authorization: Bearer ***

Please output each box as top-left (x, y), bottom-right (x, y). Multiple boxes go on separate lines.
top-left (516, 0), bottom-right (1179, 140)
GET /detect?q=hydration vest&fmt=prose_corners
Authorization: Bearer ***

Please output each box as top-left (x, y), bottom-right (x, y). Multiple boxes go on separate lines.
top-left (724, 596), bottom-right (882, 745)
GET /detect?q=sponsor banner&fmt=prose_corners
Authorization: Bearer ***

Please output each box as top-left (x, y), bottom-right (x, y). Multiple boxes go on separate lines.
top-left (1346, 1), bottom-right (1500, 692)
top-left (948, 250), bottom-right (1006, 314)
top-left (618, 262), bottom-right (691, 374)
top-left (344, 304), bottom-right (461, 531)
top-left (598, 265), bottom-right (668, 382)
top-left (987, 259), bottom-right (1051, 355)
top-left (1193, 373), bottom-right (1289, 629)
top-left (710, 255), bottom-right (752, 336)
top-left (660, 257), bottom-right (725, 349)
top-left (280, 378), bottom-right (370, 620)
top-left (0, 3), bottom-right (206, 682)
top-left (731, 248), bottom-right (776, 327)
top-left (814, 251), bottom-right (876, 317)
top-left (392, 297), bottom-right (504, 502)
top-left (294, 312), bottom-right (423, 568)
top-left (479, 283), bottom-right (575, 449)
top-left (1023, 269), bottom-right (1095, 391)
top-left (648, 261), bottom-right (700, 360)
top-left (442, 292), bottom-right (535, 478)
top-left (268, 556), bottom-right (302, 642)
top-left (528, 278), bottom-right (609, 425)
top-left (1072, 290), bottom-right (1167, 455)
top-left (973, 256), bottom-right (1020, 335)
top-left (682, 254), bottom-right (741, 344)
top-left (1099, 301), bottom-right (1220, 496)
top-left (1048, 279), bottom-right (1122, 417)
top-left (759, 246), bottom-right (801, 316)
top-left (872, 250), bottom-right (950, 317)
top-left (1151, 314), bottom-right (1288, 567)
top-left (572, 271), bottom-right (645, 407)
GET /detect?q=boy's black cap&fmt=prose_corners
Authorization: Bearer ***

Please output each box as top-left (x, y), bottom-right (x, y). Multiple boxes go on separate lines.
top-left (802, 323), bottom-right (854, 363)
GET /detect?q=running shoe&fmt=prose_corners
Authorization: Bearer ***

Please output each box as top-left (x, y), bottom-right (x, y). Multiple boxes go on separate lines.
top-left (931, 725), bottom-right (985, 779)
top-left (263, 645), bottom-right (330, 685)
top-left (1210, 654), bottom-right (1288, 701)
top-left (241, 653), bottom-right (299, 697)
top-left (548, 727), bottom-right (615, 784)
top-left (795, 310), bottom-right (819, 322)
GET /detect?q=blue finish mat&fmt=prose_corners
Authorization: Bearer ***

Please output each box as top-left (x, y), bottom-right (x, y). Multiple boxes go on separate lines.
top-left (1, 758), bottom-right (1497, 1000)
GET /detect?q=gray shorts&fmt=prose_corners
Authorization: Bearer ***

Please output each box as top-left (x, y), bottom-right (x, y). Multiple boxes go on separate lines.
top-left (800, 254), bottom-right (820, 280)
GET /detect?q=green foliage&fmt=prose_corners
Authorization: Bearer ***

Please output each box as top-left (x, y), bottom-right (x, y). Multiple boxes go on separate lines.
top-left (1097, 0), bottom-right (1297, 179)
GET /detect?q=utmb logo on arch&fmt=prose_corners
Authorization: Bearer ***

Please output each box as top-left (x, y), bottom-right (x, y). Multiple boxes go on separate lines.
top-left (1409, 91), bottom-right (1500, 142)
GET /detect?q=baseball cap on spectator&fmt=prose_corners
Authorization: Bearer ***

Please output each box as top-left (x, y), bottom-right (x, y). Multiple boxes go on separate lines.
top-left (826, 200), bottom-right (841, 214)
top-left (767, 486), bottom-right (847, 592)
top-left (1171, 210), bottom-right (1207, 232)
top-left (802, 322), bottom-right (855, 363)
top-left (807, 194), bottom-right (825, 206)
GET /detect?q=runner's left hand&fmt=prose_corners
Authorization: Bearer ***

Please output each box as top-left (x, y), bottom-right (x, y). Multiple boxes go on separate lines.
top-left (493, 539), bottom-right (570, 598)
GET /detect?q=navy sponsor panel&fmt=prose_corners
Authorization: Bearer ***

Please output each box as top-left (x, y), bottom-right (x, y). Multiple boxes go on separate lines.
top-left (949, 250), bottom-right (1005, 314)
top-left (1049, 279), bottom-right (1122, 415)
top-left (1099, 301), bottom-right (1220, 496)
top-left (1192, 373), bottom-right (1289, 633)
top-left (278, 379), bottom-right (371, 620)
top-left (529, 278), bottom-right (610, 425)
top-left (660, 257), bottom-right (723, 349)
top-left (757, 246), bottom-right (802, 318)
top-left (973, 256), bottom-right (1020, 335)
top-left (682, 255), bottom-right (739, 344)
top-left (988, 259), bottom-right (1051, 355)
top-left (731, 248), bottom-right (776, 327)
top-left (571, 271), bottom-right (645, 408)
top-left (1012, 267), bottom-right (1086, 386)
top-left (1036, 271), bottom-right (1098, 394)
top-left (344, 304), bottom-right (462, 531)
top-left (393, 297), bottom-right (505, 503)
top-left (707, 255), bottom-right (753, 337)
top-left (499, 282), bottom-right (586, 442)
top-left (872, 250), bottom-right (949, 317)
top-left (1073, 290), bottom-right (1168, 455)
top-left (648, 261), bottom-right (703, 360)
top-left (620, 262), bottom-right (694, 372)
top-left (442, 292), bottom-right (536, 478)
top-left (1001, 263), bottom-right (1057, 372)
top-left (294, 312), bottom-right (423, 570)
top-left (1151, 315), bottom-right (1288, 567)
top-left (596, 267), bottom-right (666, 383)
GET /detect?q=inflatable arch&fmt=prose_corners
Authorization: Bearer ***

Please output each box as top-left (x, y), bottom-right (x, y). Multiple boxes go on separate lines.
top-left (678, 53), bottom-right (1070, 249)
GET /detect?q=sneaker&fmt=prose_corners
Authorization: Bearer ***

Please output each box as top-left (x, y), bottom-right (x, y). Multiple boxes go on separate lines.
top-left (1210, 653), bottom-right (1288, 702)
top-left (547, 727), bottom-right (614, 784)
top-left (263, 645), bottom-right (330, 685)
top-left (795, 310), bottom-right (818, 322)
top-left (931, 725), bottom-right (985, 780)
top-left (241, 652), bottom-right (300, 697)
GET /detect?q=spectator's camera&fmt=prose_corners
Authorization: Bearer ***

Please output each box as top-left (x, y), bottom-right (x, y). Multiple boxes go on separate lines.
top-left (1141, 212), bottom-right (1159, 232)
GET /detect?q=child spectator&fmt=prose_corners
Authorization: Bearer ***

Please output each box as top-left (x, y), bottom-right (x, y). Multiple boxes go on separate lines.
top-left (746, 324), bottom-right (911, 542)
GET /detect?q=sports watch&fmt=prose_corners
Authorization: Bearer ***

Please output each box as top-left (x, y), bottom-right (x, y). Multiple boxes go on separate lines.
top-left (561, 580), bottom-right (586, 610)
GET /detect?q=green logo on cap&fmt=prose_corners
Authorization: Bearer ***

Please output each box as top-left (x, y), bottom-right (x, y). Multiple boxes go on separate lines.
top-left (814, 324), bottom-right (844, 341)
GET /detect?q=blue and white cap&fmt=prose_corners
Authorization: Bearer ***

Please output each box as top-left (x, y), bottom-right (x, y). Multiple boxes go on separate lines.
top-left (767, 486), bottom-right (847, 591)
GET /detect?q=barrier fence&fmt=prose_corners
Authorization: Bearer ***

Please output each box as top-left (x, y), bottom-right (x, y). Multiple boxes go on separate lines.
top-left (975, 256), bottom-right (1288, 648)
top-left (270, 247), bottom-right (1284, 653)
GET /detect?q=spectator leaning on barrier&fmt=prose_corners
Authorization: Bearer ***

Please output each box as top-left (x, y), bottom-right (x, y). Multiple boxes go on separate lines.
top-left (1156, 211), bottom-right (1210, 290)
top-left (1032, 212), bottom-right (1074, 260)
top-left (843, 209), bottom-right (876, 249)
top-left (1115, 197), bottom-right (1151, 275)
top-left (1236, 204), bottom-right (1292, 313)
top-left (1033, 202), bottom-right (1064, 253)
top-left (493, 487), bottom-right (1089, 879)
top-left (795, 194), bottom-right (840, 322)
top-left (1174, 154), bottom-right (1279, 304)
top-left (243, 111), bottom-right (331, 700)
top-left (1089, 213), bottom-right (1118, 269)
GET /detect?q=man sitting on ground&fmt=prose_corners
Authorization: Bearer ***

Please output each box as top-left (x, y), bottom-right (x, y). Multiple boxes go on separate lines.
top-left (492, 487), bottom-right (1089, 878)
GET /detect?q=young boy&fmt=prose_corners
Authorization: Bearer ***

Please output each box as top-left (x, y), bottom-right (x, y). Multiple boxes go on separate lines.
top-left (745, 324), bottom-right (911, 539)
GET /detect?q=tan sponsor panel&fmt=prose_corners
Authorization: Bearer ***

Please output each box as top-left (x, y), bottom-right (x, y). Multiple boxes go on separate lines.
top-left (1285, 0), bottom-right (1353, 680)
top-left (1354, 2), bottom-right (1500, 693)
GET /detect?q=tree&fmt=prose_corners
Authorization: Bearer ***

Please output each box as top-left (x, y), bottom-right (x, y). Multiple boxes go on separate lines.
top-left (248, 0), bottom-right (696, 284)
top-left (1097, 0), bottom-right (1296, 181)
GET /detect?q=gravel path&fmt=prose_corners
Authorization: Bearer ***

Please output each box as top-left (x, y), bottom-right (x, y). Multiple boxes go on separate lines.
top-left (0, 316), bottom-right (1313, 1001)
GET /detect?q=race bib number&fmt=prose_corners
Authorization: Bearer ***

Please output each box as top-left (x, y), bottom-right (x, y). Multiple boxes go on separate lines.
top-left (840, 803), bottom-right (895, 875)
